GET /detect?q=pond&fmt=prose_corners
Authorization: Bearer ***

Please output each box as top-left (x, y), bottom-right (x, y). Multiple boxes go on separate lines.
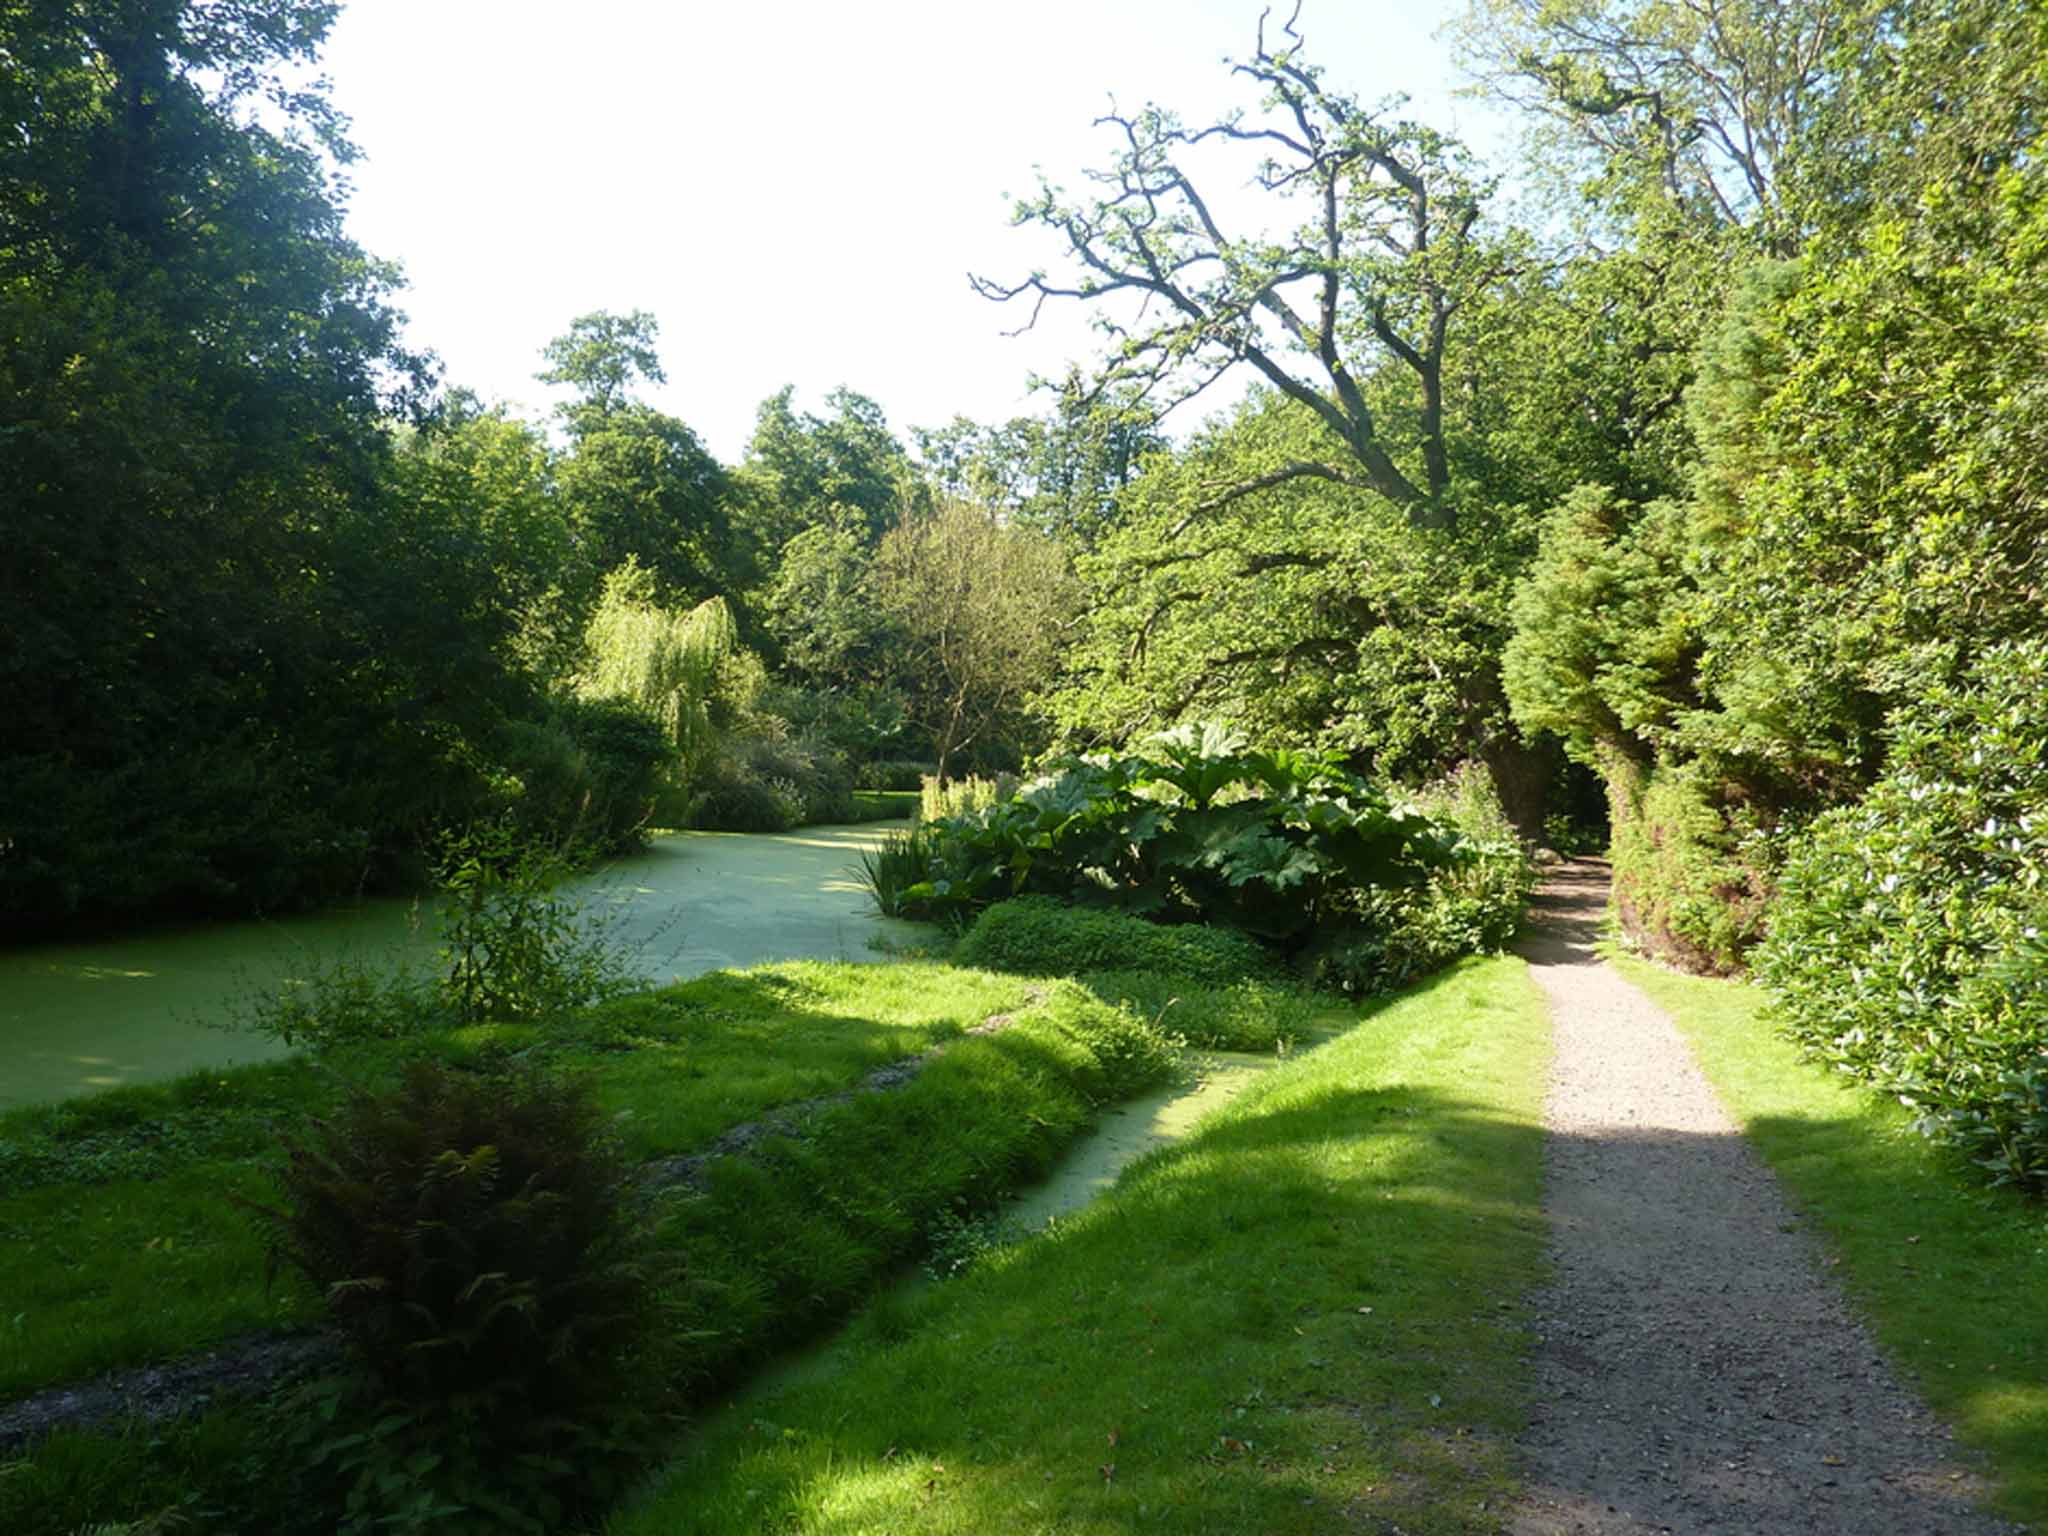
top-left (0, 823), bottom-right (922, 1112)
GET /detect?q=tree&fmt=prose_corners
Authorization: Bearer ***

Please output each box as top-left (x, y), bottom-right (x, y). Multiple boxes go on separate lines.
top-left (757, 526), bottom-right (906, 692)
top-left (973, 6), bottom-right (1518, 533)
top-left (737, 386), bottom-right (921, 556)
top-left (871, 502), bottom-right (1076, 776)
top-left (0, 0), bottom-right (447, 923)
top-left (541, 311), bottom-right (742, 610)
top-left (912, 376), bottom-right (1164, 549)
top-left (1454, 0), bottom-right (1867, 253)
top-left (539, 309), bottom-right (666, 420)
top-left (1045, 391), bottom-right (1535, 794)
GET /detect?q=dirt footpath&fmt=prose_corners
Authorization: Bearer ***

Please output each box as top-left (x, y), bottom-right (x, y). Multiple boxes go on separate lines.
top-left (1507, 860), bottom-right (2019, 1535)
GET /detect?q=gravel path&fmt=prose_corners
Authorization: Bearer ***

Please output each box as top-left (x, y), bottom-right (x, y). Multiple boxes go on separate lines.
top-left (1507, 860), bottom-right (2020, 1536)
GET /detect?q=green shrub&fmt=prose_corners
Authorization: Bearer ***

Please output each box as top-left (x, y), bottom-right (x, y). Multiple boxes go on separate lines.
top-left (1756, 640), bottom-right (2048, 1193)
top-left (244, 1060), bottom-right (674, 1533)
top-left (432, 825), bottom-right (640, 1026)
top-left (683, 767), bottom-right (798, 832)
top-left (873, 723), bottom-right (1466, 941)
top-left (686, 736), bottom-right (856, 831)
top-left (955, 897), bottom-right (1272, 986)
top-left (856, 758), bottom-right (936, 792)
top-left (1297, 763), bottom-right (1536, 996)
top-left (232, 824), bottom-right (638, 1049)
top-left (1608, 756), bottom-right (1771, 975)
top-left (844, 790), bottom-right (914, 823)
top-left (917, 772), bottom-right (1018, 824)
top-left (489, 696), bottom-right (674, 858)
top-left (1080, 968), bottom-right (1318, 1052)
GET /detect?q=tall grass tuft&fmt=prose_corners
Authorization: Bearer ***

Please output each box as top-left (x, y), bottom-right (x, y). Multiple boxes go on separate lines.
top-left (856, 823), bottom-right (947, 918)
top-left (916, 772), bottom-right (1017, 824)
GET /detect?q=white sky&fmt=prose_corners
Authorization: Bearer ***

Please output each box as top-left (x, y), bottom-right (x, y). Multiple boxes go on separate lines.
top-left (321, 0), bottom-right (1507, 462)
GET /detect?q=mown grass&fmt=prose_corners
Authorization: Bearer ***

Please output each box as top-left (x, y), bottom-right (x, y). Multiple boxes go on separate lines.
top-left (611, 954), bottom-right (1552, 1536)
top-left (1, 976), bottom-right (1183, 1536)
top-left (1611, 950), bottom-right (2048, 1528)
top-left (0, 961), bottom-right (1031, 1397)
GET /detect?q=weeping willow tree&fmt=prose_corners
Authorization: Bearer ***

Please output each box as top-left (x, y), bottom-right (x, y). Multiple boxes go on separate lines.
top-left (576, 559), bottom-right (737, 783)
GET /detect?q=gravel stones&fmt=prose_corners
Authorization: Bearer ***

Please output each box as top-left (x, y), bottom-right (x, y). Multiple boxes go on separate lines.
top-left (1506, 861), bottom-right (2020, 1536)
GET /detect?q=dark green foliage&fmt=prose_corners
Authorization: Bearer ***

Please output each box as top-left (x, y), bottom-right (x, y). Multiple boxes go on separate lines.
top-left (0, 3), bottom-right (670, 930)
top-left (1607, 757), bottom-right (1772, 975)
top-left (492, 696), bottom-right (673, 855)
top-left (1300, 763), bottom-right (1537, 995)
top-left (244, 1060), bottom-right (673, 1532)
top-left (684, 736), bottom-right (856, 831)
top-left (954, 898), bottom-right (1273, 987)
top-left (877, 723), bottom-right (1467, 941)
top-left (856, 758), bottom-right (938, 792)
top-left (1756, 641), bottom-right (2048, 1193)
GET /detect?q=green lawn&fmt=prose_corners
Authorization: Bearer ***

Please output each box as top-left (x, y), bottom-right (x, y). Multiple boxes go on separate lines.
top-left (612, 954), bottom-right (1553, 1536)
top-left (0, 961), bottom-right (1032, 1397)
top-left (3, 967), bottom-right (1188, 1536)
top-left (1612, 950), bottom-right (2048, 1528)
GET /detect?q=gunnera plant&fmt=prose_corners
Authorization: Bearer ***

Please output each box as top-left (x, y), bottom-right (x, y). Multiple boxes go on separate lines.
top-left (246, 1061), bottom-right (676, 1533)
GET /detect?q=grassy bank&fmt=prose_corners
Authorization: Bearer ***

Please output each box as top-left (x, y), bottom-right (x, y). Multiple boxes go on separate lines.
top-left (2, 972), bottom-right (1183, 1534)
top-left (613, 954), bottom-right (1552, 1536)
top-left (1612, 952), bottom-right (2048, 1527)
top-left (0, 962), bottom-right (1031, 1397)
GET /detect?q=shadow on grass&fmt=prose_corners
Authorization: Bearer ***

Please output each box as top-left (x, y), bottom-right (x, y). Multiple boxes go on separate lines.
top-left (624, 1066), bottom-right (1551, 1536)
top-left (1738, 1106), bottom-right (2048, 1527)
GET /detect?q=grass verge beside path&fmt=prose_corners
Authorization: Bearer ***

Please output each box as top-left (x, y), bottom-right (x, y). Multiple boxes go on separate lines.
top-left (0, 962), bottom-right (1031, 1399)
top-left (613, 954), bottom-right (1552, 1536)
top-left (1611, 951), bottom-right (2048, 1528)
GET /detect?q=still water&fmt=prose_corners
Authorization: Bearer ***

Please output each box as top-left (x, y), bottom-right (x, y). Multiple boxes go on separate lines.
top-left (0, 823), bottom-right (921, 1111)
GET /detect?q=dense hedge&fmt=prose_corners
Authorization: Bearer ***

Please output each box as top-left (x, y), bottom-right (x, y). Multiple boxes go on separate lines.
top-left (955, 897), bottom-right (1273, 987)
top-left (1756, 641), bottom-right (2048, 1193)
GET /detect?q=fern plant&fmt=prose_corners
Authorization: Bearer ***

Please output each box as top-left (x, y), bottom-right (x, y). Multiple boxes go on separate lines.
top-left (245, 1061), bottom-right (676, 1531)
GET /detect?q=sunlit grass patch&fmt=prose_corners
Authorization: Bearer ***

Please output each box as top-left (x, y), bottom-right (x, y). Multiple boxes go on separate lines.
top-left (0, 961), bottom-right (1034, 1396)
top-left (613, 954), bottom-right (1552, 1536)
top-left (1613, 950), bottom-right (2048, 1528)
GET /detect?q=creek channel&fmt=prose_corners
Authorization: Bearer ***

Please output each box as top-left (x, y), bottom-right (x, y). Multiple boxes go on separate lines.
top-left (740, 1042), bottom-right (1302, 1407)
top-left (0, 822), bottom-right (924, 1112)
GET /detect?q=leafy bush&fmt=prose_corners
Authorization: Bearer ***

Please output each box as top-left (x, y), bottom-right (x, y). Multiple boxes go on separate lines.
top-left (1300, 762), bottom-right (1536, 995)
top-left (1608, 756), bottom-right (1771, 975)
top-left (856, 758), bottom-right (937, 792)
top-left (685, 735), bottom-right (857, 831)
top-left (244, 1061), bottom-right (674, 1532)
top-left (233, 824), bottom-right (639, 1049)
top-left (844, 790), bottom-right (914, 823)
top-left (1756, 641), bottom-right (2048, 1193)
top-left (872, 723), bottom-right (1466, 941)
top-left (917, 772), bottom-right (1018, 824)
top-left (434, 826), bottom-right (641, 1025)
top-left (1079, 969), bottom-right (1318, 1053)
top-left (680, 767), bottom-right (798, 833)
top-left (955, 897), bottom-right (1272, 986)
